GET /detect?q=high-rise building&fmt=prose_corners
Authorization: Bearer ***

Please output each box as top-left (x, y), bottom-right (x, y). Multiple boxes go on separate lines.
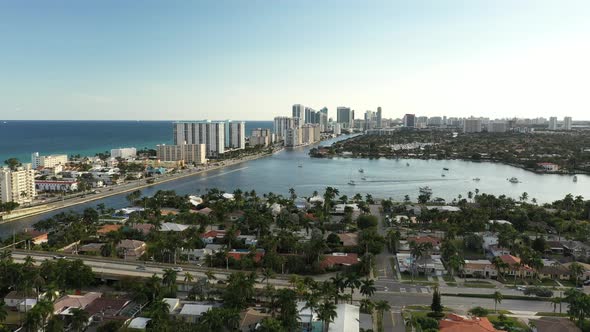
top-left (463, 119), bottom-right (483, 133)
top-left (548, 117), bottom-right (558, 130)
top-left (376, 107), bottom-right (382, 128)
top-left (301, 124), bottom-right (320, 144)
top-left (31, 152), bottom-right (68, 169)
top-left (304, 107), bottom-right (317, 124)
top-left (427, 117), bottom-right (442, 127)
top-left (336, 107), bottom-right (353, 128)
top-left (488, 121), bottom-right (508, 133)
top-left (285, 127), bottom-right (302, 147)
top-left (364, 110), bottom-right (377, 130)
top-left (273, 116), bottom-right (298, 141)
top-left (173, 121), bottom-right (226, 157)
top-left (226, 121), bottom-right (246, 149)
top-left (333, 123), bottom-right (342, 135)
top-left (403, 114), bottom-right (416, 128)
top-left (416, 116), bottom-right (428, 129)
top-left (292, 104), bottom-right (305, 123)
top-left (110, 148), bottom-right (137, 159)
top-left (563, 116), bottom-right (573, 130)
top-left (156, 144), bottom-right (207, 165)
top-left (0, 164), bottom-right (36, 204)
top-left (250, 128), bottom-right (273, 147)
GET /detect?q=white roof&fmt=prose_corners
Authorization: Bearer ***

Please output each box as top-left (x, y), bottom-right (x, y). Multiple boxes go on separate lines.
top-left (189, 196), bottom-right (203, 206)
top-left (162, 298), bottom-right (180, 313)
top-left (488, 219), bottom-right (512, 225)
top-left (309, 195), bottom-right (325, 203)
top-left (117, 207), bottom-right (145, 215)
top-left (426, 205), bottom-right (461, 212)
top-left (222, 193), bottom-right (234, 200)
top-left (334, 204), bottom-right (360, 212)
top-left (179, 304), bottom-right (214, 316)
top-left (160, 222), bottom-right (190, 232)
top-left (329, 304), bottom-right (359, 332)
top-left (128, 317), bottom-right (151, 329)
top-left (297, 301), bottom-right (317, 322)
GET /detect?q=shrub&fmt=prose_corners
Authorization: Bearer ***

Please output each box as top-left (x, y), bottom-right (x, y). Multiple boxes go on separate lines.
top-left (468, 306), bottom-right (489, 317)
top-left (416, 317), bottom-right (439, 330)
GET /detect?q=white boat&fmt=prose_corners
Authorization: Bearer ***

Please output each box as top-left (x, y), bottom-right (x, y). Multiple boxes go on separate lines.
top-left (419, 186), bottom-right (432, 194)
top-left (473, 177), bottom-right (481, 181)
top-left (508, 177), bottom-right (519, 183)
top-left (358, 168), bottom-right (364, 173)
top-left (573, 175), bottom-right (578, 182)
top-left (348, 180), bottom-right (356, 185)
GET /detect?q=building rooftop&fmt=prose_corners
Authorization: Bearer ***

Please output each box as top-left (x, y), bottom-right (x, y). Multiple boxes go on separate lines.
top-left (439, 314), bottom-right (505, 332)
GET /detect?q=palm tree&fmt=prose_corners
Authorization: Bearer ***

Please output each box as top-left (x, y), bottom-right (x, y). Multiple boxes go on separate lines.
top-left (71, 308), bottom-right (90, 332)
top-left (360, 278), bottom-right (376, 298)
top-left (23, 309), bottom-right (42, 332)
top-left (345, 274), bottom-right (361, 304)
top-left (0, 300), bottom-right (7, 324)
top-left (447, 255), bottom-right (465, 279)
top-left (359, 299), bottom-right (374, 315)
top-left (204, 269), bottom-right (217, 283)
top-left (162, 268), bottom-right (177, 290)
top-left (569, 262), bottom-right (584, 286)
top-left (303, 292), bottom-right (319, 331)
top-left (492, 291), bottom-right (503, 313)
top-left (183, 272), bottom-right (194, 291)
top-left (317, 301), bottom-right (337, 332)
top-left (261, 268), bottom-right (275, 288)
top-left (375, 300), bottom-right (391, 332)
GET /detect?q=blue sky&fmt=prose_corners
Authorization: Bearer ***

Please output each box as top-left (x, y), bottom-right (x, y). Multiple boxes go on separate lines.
top-left (1, 0), bottom-right (589, 120)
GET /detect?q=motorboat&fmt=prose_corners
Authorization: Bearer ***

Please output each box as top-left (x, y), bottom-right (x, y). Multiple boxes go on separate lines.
top-left (508, 177), bottom-right (519, 183)
top-left (358, 168), bottom-right (364, 173)
top-left (573, 175), bottom-right (578, 182)
top-left (298, 164), bottom-right (303, 168)
top-left (406, 163), bottom-right (410, 167)
top-left (473, 177), bottom-right (481, 181)
top-left (361, 177), bottom-right (367, 181)
top-left (443, 167), bottom-right (449, 171)
top-left (348, 180), bottom-right (356, 185)
top-left (441, 174), bottom-right (445, 177)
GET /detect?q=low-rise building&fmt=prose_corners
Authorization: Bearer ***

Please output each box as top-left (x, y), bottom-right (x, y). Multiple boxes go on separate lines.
top-left (462, 259), bottom-right (497, 279)
top-left (320, 253), bottom-right (359, 270)
top-left (537, 162), bottom-right (560, 172)
top-left (499, 254), bottom-right (534, 278)
top-left (178, 303), bottom-right (215, 323)
top-left (35, 180), bottom-right (78, 192)
top-left (116, 239), bottom-right (147, 259)
top-left (440, 314), bottom-right (504, 332)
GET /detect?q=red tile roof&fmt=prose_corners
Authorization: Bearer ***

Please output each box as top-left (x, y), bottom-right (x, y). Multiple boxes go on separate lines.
top-left (499, 254), bottom-right (521, 265)
top-left (97, 224), bottom-right (122, 235)
top-left (320, 253), bottom-right (359, 269)
top-left (227, 250), bottom-right (264, 263)
top-left (440, 314), bottom-right (505, 332)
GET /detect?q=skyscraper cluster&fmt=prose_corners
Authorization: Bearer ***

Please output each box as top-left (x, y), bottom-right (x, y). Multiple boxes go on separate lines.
top-left (172, 120), bottom-right (246, 157)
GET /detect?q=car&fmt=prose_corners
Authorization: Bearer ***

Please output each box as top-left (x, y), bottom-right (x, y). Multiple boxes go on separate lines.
top-left (52, 255), bottom-right (66, 260)
top-left (136, 265), bottom-right (147, 271)
top-left (584, 280), bottom-right (590, 286)
top-left (516, 286), bottom-right (526, 291)
top-left (172, 267), bottom-right (183, 272)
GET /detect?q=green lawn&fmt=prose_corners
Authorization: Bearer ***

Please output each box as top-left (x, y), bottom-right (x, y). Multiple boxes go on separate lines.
top-left (443, 275), bottom-right (456, 282)
top-left (401, 272), bottom-right (429, 281)
top-left (463, 281), bottom-right (497, 289)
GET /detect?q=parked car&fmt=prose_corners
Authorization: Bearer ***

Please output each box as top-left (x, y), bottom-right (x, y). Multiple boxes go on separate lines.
top-left (136, 265), bottom-right (146, 271)
top-left (52, 255), bottom-right (66, 260)
top-left (172, 267), bottom-right (183, 272)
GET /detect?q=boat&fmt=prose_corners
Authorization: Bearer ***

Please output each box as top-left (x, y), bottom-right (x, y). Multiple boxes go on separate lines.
top-left (358, 168), bottom-right (364, 173)
top-left (573, 175), bottom-right (578, 182)
top-left (348, 180), bottom-right (356, 185)
top-left (441, 174), bottom-right (445, 177)
top-left (443, 167), bottom-right (449, 171)
top-left (406, 163), bottom-right (410, 167)
top-left (473, 177), bottom-right (481, 181)
top-left (419, 186), bottom-right (432, 194)
top-left (298, 164), bottom-right (303, 168)
top-left (361, 177), bottom-right (367, 181)
top-left (508, 177), bottom-right (519, 183)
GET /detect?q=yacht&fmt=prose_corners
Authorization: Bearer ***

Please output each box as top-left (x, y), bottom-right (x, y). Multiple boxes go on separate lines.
top-left (573, 175), bottom-right (578, 182)
top-left (443, 167), bottom-right (449, 171)
top-left (348, 180), bottom-right (356, 185)
top-left (508, 177), bottom-right (519, 183)
top-left (358, 168), bottom-right (364, 173)
top-left (419, 186), bottom-right (433, 195)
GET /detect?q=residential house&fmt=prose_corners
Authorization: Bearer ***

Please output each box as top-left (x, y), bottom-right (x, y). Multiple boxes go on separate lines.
top-left (563, 262), bottom-right (590, 281)
top-left (54, 292), bottom-right (102, 315)
top-left (463, 260), bottom-right (497, 279)
top-left (239, 308), bottom-right (270, 332)
top-left (237, 235), bottom-right (258, 246)
top-left (132, 223), bottom-right (155, 235)
top-left (407, 236), bottom-right (442, 252)
top-left (77, 243), bottom-right (105, 255)
top-left (160, 222), bottom-right (190, 232)
top-left (227, 249), bottom-right (265, 263)
top-left (3, 291), bottom-right (36, 308)
top-left (22, 229), bottom-right (48, 245)
top-left (320, 253), bottom-right (359, 270)
top-left (97, 224), bottom-right (123, 236)
top-left (178, 303), bottom-right (215, 323)
top-left (85, 297), bottom-right (131, 321)
top-left (162, 298), bottom-right (181, 313)
top-left (440, 314), bottom-right (505, 332)
top-left (537, 162), bottom-right (560, 172)
top-left (396, 253), bottom-right (447, 276)
top-left (335, 233), bottom-right (358, 247)
top-left (488, 244), bottom-right (511, 257)
top-left (116, 239), bottom-right (147, 260)
top-left (127, 317), bottom-right (151, 330)
top-left (529, 317), bottom-right (581, 332)
top-left (562, 241), bottom-right (590, 260)
top-left (539, 260), bottom-right (571, 281)
top-left (499, 254), bottom-right (534, 278)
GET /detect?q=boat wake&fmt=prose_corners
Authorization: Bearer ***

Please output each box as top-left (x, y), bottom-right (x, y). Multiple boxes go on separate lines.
top-left (197, 167), bottom-right (249, 181)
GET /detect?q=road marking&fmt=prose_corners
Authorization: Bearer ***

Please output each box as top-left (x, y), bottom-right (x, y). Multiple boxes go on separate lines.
top-left (400, 288), bottom-right (406, 293)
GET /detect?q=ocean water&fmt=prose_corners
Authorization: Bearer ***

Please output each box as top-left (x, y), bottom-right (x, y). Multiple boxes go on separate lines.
top-left (0, 120), bottom-right (272, 163)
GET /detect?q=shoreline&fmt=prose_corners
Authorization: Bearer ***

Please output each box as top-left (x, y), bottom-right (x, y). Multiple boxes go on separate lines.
top-left (0, 147), bottom-right (283, 224)
top-left (309, 154), bottom-right (587, 176)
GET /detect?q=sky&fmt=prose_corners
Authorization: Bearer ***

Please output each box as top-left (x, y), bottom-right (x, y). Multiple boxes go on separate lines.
top-left (1, 0), bottom-right (589, 121)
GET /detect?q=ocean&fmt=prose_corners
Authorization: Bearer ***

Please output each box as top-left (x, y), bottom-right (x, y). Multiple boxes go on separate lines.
top-left (0, 120), bottom-right (273, 163)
